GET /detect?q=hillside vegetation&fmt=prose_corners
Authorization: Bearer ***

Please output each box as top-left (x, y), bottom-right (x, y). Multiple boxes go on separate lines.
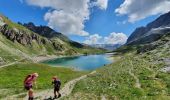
top-left (62, 33), bottom-right (170, 100)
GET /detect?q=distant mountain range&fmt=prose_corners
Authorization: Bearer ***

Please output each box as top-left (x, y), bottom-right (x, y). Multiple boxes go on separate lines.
top-left (90, 44), bottom-right (122, 51)
top-left (126, 11), bottom-right (170, 45)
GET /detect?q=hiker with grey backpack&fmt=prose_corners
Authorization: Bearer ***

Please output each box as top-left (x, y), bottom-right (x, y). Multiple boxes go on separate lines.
top-left (52, 76), bottom-right (61, 99)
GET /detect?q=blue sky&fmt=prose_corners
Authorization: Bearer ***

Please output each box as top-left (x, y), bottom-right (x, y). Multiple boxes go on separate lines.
top-left (0, 0), bottom-right (169, 44)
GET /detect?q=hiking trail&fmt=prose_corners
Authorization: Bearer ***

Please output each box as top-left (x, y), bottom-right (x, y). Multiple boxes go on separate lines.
top-left (0, 59), bottom-right (22, 68)
top-left (5, 71), bottom-right (96, 100)
top-left (129, 60), bottom-right (141, 88)
top-left (129, 69), bottom-right (141, 88)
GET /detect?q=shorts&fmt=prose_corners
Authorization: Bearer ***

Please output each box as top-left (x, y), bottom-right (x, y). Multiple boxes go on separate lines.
top-left (24, 85), bottom-right (32, 90)
top-left (54, 87), bottom-right (60, 92)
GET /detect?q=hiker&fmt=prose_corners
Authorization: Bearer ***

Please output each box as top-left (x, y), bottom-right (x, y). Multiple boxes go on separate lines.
top-left (52, 76), bottom-right (61, 99)
top-left (24, 73), bottom-right (39, 100)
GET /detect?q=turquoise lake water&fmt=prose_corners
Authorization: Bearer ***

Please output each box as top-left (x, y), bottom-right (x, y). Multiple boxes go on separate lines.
top-left (42, 54), bottom-right (113, 71)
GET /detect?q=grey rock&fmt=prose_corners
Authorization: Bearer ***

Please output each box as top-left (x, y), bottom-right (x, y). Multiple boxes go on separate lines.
top-left (52, 42), bottom-right (65, 51)
top-left (161, 67), bottom-right (170, 73)
top-left (163, 58), bottom-right (170, 65)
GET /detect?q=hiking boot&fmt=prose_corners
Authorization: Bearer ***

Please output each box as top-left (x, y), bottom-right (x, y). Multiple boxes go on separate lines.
top-left (28, 97), bottom-right (34, 100)
top-left (58, 94), bottom-right (61, 98)
top-left (54, 95), bottom-right (57, 99)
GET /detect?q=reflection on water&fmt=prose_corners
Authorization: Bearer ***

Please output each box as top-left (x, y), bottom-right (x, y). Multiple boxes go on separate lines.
top-left (42, 54), bottom-right (113, 71)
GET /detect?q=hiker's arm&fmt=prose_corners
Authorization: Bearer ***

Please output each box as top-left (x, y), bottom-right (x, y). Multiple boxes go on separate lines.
top-left (59, 81), bottom-right (61, 85)
top-left (33, 80), bottom-right (37, 89)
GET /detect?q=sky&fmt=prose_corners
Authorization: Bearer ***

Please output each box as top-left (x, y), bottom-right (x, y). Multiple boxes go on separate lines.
top-left (0, 0), bottom-right (170, 45)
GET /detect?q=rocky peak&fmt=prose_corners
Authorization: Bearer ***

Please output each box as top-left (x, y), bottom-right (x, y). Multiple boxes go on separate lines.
top-left (23, 22), bottom-right (68, 40)
top-left (147, 11), bottom-right (170, 29)
top-left (23, 22), bottom-right (36, 32)
top-left (22, 22), bottom-right (84, 48)
top-left (26, 22), bottom-right (35, 26)
top-left (127, 11), bottom-right (170, 45)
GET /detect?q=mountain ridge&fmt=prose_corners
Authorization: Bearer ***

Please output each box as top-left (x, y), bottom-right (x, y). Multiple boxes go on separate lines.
top-left (22, 22), bottom-right (88, 49)
top-left (127, 11), bottom-right (170, 45)
top-left (22, 22), bottom-right (69, 41)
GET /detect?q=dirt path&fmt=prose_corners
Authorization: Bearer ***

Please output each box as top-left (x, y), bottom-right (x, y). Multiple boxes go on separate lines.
top-left (128, 60), bottom-right (141, 88)
top-left (0, 60), bottom-right (20, 68)
top-left (5, 71), bottom-right (96, 100)
top-left (0, 58), bottom-right (25, 69)
top-left (129, 69), bottom-right (141, 88)
top-left (101, 95), bottom-right (107, 100)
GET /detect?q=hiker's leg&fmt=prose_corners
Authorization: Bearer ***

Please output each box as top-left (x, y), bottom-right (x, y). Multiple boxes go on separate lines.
top-left (57, 90), bottom-right (61, 98)
top-left (28, 97), bottom-right (33, 100)
top-left (54, 89), bottom-right (57, 98)
top-left (28, 88), bottom-right (34, 100)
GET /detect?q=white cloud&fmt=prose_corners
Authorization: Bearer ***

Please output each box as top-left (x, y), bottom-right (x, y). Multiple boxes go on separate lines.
top-left (44, 10), bottom-right (89, 36)
top-left (26, 0), bottom-right (108, 36)
top-left (84, 34), bottom-right (102, 44)
top-left (27, 0), bottom-right (90, 36)
top-left (104, 32), bottom-right (128, 45)
top-left (115, 0), bottom-right (170, 22)
top-left (84, 32), bottom-right (127, 45)
top-left (93, 0), bottom-right (108, 10)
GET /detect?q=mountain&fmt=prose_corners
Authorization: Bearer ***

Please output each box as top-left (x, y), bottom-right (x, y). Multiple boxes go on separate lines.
top-left (90, 44), bottom-right (122, 51)
top-left (0, 14), bottom-right (104, 64)
top-left (22, 22), bottom-right (69, 41)
top-left (126, 11), bottom-right (170, 45)
top-left (22, 22), bottom-right (87, 48)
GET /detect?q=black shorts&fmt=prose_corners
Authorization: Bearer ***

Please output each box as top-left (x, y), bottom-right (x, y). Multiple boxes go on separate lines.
top-left (54, 87), bottom-right (60, 92)
top-left (24, 85), bottom-right (32, 90)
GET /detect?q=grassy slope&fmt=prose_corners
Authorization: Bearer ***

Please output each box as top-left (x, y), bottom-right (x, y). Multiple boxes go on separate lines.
top-left (0, 16), bottom-right (58, 63)
top-left (0, 31), bottom-right (57, 63)
top-left (62, 34), bottom-right (170, 100)
top-left (0, 63), bottom-right (88, 98)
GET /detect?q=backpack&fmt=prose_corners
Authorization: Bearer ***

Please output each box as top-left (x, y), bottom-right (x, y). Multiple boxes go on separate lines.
top-left (53, 80), bottom-right (61, 88)
top-left (24, 74), bottom-right (32, 85)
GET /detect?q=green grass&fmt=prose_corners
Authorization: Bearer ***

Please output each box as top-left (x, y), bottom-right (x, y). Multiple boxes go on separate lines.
top-left (0, 63), bottom-right (88, 98)
top-left (62, 56), bottom-right (170, 100)
top-left (63, 48), bottom-right (170, 99)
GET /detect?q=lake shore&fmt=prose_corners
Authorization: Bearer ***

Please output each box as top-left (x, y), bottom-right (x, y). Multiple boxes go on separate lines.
top-left (39, 54), bottom-right (114, 71)
top-left (32, 54), bottom-right (85, 63)
top-left (32, 52), bottom-right (109, 63)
